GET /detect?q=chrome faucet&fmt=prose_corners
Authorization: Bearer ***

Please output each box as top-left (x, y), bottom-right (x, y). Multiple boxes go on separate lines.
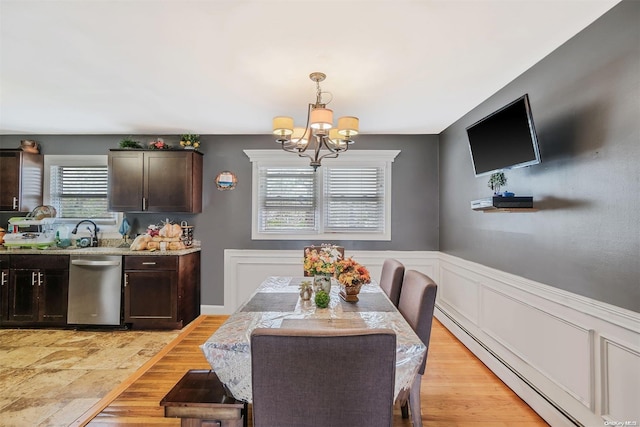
top-left (72, 220), bottom-right (100, 247)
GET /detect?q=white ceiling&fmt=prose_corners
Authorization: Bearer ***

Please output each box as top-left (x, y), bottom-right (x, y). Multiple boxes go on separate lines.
top-left (0, 0), bottom-right (621, 136)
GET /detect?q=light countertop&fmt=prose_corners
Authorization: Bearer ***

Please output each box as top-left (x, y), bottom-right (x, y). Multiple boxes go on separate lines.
top-left (0, 246), bottom-right (200, 256)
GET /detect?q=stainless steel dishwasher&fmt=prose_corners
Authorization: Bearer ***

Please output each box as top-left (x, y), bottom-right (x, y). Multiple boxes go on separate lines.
top-left (67, 255), bottom-right (123, 325)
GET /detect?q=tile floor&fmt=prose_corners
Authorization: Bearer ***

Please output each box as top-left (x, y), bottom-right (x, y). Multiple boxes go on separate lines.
top-left (0, 327), bottom-right (179, 426)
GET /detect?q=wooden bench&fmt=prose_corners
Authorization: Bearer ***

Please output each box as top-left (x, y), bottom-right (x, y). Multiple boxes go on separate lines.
top-left (160, 370), bottom-right (247, 427)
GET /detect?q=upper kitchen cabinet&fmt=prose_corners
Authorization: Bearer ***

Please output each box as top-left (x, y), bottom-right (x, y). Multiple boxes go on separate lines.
top-left (0, 149), bottom-right (44, 212)
top-left (108, 150), bottom-right (203, 213)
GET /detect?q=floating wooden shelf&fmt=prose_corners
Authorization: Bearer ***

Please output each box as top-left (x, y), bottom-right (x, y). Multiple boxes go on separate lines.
top-left (480, 208), bottom-right (538, 213)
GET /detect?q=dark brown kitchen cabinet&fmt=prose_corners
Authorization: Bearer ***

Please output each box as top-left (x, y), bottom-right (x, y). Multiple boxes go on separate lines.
top-left (0, 149), bottom-right (44, 212)
top-left (0, 255), bottom-right (8, 321)
top-left (108, 150), bottom-right (203, 213)
top-left (1, 255), bottom-right (69, 326)
top-left (124, 252), bottom-right (200, 329)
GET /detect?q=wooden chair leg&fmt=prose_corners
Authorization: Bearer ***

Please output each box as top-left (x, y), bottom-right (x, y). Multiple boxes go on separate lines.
top-left (409, 373), bottom-right (423, 427)
top-left (401, 401), bottom-right (410, 418)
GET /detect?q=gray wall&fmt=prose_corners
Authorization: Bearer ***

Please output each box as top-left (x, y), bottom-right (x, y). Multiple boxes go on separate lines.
top-left (439, 0), bottom-right (639, 312)
top-left (1, 134), bottom-right (439, 305)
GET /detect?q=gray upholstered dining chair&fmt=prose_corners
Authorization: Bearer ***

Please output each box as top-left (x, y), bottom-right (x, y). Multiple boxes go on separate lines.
top-left (397, 269), bottom-right (438, 427)
top-left (250, 327), bottom-right (396, 427)
top-left (379, 258), bottom-right (405, 306)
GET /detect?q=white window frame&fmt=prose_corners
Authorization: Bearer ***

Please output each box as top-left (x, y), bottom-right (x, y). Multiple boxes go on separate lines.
top-left (43, 155), bottom-right (123, 238)
top-left (244, 149), bottom-right (400, 241)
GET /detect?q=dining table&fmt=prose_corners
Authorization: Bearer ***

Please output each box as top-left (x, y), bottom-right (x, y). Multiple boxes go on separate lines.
top-left (200, 276), bottom-right (427, 404)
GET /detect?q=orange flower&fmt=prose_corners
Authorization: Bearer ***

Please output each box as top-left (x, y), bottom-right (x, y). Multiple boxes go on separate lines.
top-left (335, 257), bottom-right (371, 286)
top-left (303, 245), bottom-right (342, 276)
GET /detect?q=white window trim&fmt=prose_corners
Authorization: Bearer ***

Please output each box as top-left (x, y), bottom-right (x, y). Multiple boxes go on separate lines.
top-left (244, 149), bottom-right (400, 241)
top-left (43, 155), bottom-right (123, 238)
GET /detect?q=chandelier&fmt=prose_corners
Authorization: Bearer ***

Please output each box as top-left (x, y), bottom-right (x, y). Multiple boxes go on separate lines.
top-left (272, 72), bottom-right (359, 170)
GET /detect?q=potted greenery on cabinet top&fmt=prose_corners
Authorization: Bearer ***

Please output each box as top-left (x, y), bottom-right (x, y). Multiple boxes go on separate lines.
top-left (180, 134), bottom-right (200, 150)
top-left (119, 136), bottom-right (142, 149)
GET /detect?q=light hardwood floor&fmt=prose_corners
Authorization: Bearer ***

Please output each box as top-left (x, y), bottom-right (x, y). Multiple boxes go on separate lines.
top-left (79, 315), bottom-right (549, 426)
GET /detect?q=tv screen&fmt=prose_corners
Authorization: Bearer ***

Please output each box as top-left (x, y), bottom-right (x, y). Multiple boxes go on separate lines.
top-left (466, 94), bottom-right (541, 176)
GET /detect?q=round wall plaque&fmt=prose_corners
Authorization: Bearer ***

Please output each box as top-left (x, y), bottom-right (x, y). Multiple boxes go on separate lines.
top-left (215, 171), bottom-right (237, 190)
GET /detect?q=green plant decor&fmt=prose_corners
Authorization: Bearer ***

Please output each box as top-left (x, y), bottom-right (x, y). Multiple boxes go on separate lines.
top-left (119, 137), bottom-right (142, 149)
top-left (314, 289), bottom-right (330, 308)
top-left (488, 172), bottom-right (507, 195)
top-left (180, 134), bottom-right (200, 149)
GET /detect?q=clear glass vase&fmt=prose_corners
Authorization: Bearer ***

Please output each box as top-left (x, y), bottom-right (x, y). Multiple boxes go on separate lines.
top-left (313, 274), bottom-right (332, 294)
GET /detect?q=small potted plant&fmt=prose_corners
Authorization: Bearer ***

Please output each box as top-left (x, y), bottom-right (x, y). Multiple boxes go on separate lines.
top-left (119, 136), bottom-right (142, 149)
top-left (180, 134), bottom-right (200, 150)
top-left (299, 280), bottom-right (313, 301)
top-left (488, 172), bottom-right (507, 195)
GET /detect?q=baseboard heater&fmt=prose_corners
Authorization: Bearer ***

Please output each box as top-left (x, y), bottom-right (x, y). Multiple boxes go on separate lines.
top-left (436, 306), bottom-right (582, 427)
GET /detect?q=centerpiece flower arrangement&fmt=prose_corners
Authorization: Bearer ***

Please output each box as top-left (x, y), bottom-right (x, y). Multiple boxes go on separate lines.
top-left (304, 244), bottom-right (342, 295)
top-left (335, 257), bottom-right (371, 287)
top-left (303, 245), bottom-right (342, 276)
top-left (335, 257), bottom-right (371, 302)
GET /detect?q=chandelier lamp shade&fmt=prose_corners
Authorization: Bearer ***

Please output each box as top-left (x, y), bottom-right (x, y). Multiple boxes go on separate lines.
top-left (272, 72), bottom-right (359, 170)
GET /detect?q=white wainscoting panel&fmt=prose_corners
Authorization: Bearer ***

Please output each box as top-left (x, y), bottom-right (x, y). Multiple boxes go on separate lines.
top-left (601, 337), bottom-right (640, 423)
top-left (202, 249), bottom-right (640, 427)
top-left (439, 265), bottom-right (480, 324)
top-left (480, 286), bottom-right (592, 408)
top-left (436, 252), bottom-right (640, 427)
top-left (215, 249), bottom-right (438, 314)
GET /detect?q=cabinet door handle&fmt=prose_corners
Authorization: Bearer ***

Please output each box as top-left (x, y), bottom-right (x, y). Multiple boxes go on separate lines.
top-left (124, 273), bottom-right (128, 287)
top-left (142, 262), bottom-right (156, 265)
top-left (12, 197), bottom-right (18, 210)
top-left (1, 271), bottom-right (6, 286)
top-left (32, 271), bottom-right (37, 286)
top-left (142, 197), bottom-right (147, 211)
top-left (38, 272), bottom-right (43, 287)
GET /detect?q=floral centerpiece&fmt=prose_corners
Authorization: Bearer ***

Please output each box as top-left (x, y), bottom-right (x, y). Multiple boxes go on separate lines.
top-left (335, 257), bottom-right (371, 302)
top-left (303, 245), bottom-right (342, 276)
top-left (303, 244), bottom-right (343, 294)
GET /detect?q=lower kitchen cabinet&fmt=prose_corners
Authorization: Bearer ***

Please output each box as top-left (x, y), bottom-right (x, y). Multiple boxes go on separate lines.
top-left (124, 252), bottom-right (200, 329)
top-left (1, 255), bottom-right (69, 326)
top-left (0, 255), bottom-right (9, 321)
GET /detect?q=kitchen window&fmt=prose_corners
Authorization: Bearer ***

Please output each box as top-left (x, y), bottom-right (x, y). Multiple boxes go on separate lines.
top-left (245, 149), bottom-right (399, 240)
top-left (44, 155), bottom-right (121, 235)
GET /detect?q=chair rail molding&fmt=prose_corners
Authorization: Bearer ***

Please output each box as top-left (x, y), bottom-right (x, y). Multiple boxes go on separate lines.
top-left (203, 249), bottom-right (640, 427)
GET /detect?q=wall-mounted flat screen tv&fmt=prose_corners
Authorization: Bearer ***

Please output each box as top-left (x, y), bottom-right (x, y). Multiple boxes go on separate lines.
top-left (466, 94), bottom-right (541, 177)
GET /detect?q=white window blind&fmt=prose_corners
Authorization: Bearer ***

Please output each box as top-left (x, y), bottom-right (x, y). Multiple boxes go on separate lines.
top-left (324, 167), bottom-right (385, 232)
top-left (50, 165), bottom-right (114, 220)
top-left (258, 167), bottom-right (317, 232)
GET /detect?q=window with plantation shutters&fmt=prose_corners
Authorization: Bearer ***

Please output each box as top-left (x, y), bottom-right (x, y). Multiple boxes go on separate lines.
top-left (44, 155), bottom-right (121, 231)
top-left (50, 165), bottom-right (114, 219)
top-left (324, 167), bottom-right (384, 232)
top-left (259, 167), bottom-right (317, 232)
top-left (246, 149), bottom-right (399, 241)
